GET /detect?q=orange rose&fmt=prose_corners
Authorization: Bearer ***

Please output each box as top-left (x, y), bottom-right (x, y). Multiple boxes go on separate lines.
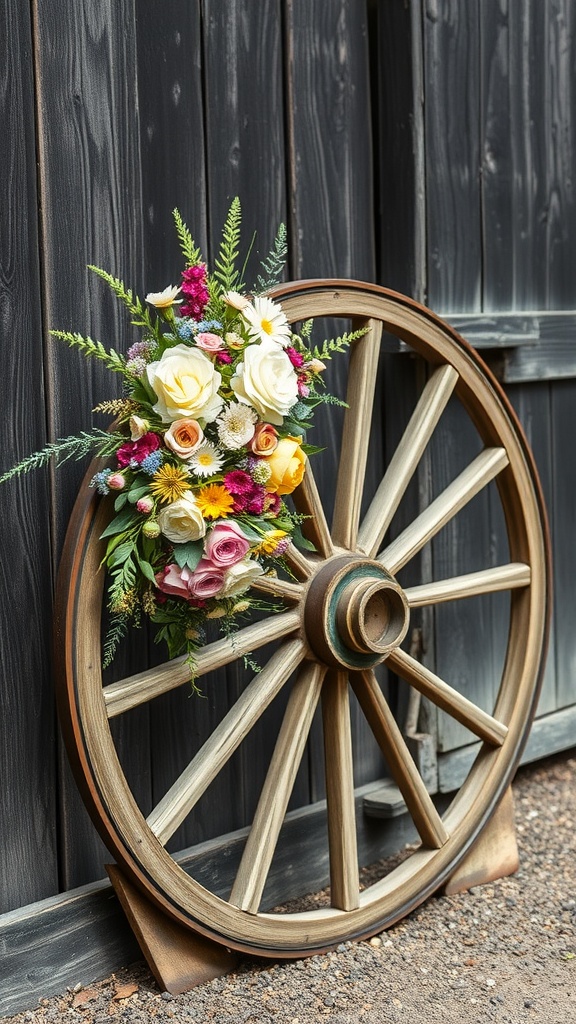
top-left (164, 418), bottom-right (204, 459)
top-left (265, 436), bottom-right (306, 495)
top-left (250, 422), bottom-right (279, 456)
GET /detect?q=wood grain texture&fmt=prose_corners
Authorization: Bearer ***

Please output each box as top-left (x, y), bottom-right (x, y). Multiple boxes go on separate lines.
top-left (33, 0), bottom-right (150, 890)
top-left (321, 671), bottom-right (359, 911)
top-left (0, 0), bottom-right (59, 913)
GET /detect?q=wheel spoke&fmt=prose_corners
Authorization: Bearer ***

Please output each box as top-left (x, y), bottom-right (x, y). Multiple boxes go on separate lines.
top-left (229, 661), bottom-right (326, 913)
top-left (331, 319), bottom-right (383, 550)
top-left (322, 670), bottom-right (359, 911)
top-left (350, 670), bottom-right (448, 848)
top-left (405, 562), bottom-right (531, 607)
top-left (357, 364), bottom-right (459, 557)
top-left (103, 609), bottom-right (301, 718)
top-left (388, 647), bottom-right (508, 746)
top-left (284, 542), bottom-right (316, 580)
top-left (251, 575), bottom-right (304, 602)
top-left (380, 447), bottom-right (510, 575)
top-left (147, 639), bottom-right (305, 845)
top-left (293, 463), bottom-right (334, 558)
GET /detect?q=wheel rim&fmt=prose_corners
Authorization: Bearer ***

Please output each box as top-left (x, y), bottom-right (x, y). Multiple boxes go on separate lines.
top-left (55, 280), bottom-right (551, 955)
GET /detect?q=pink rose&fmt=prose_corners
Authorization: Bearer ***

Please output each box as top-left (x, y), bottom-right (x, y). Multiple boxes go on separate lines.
top-left (205, 522), bottom-right (251, 568)
top-left (156, 563), bottom-right (193, 600)
top-left (188, 559), bottom-right (226, 600)
top-left (196, 332), bottom-right (225, 354)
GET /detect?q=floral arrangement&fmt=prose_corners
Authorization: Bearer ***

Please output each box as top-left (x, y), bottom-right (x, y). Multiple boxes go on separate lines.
top-left (1, 200), bottom-right (363, 675)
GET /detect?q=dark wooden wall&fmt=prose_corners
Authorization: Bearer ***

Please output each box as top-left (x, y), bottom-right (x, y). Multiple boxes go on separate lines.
top-left (1, 0), bottom-right (576, 928)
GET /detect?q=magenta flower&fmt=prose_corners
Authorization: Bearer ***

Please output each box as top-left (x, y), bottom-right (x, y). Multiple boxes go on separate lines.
top-left (224, 470), bottom-right (254, 496)
top-left (180, 264), bottom-right (209, 320)
top-left (117, 431), bottom-right (160, 468)
top-left (286, 346), bottom-right (305, 368)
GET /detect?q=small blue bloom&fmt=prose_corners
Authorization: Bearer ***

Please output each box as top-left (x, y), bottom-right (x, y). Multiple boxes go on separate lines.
top-left (175, 318), bottom-right (193, 341)
top-left (90, 469), bottom-right (113, 495)
top-left (196, 319), bottom-right (222, 333)
top-left (141, 451), bottom-right (163, 475)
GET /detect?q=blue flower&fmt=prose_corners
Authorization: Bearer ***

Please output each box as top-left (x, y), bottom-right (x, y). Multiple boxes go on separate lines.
top-left (90, 469), bottom-right (113, 495)
top-left (141, 451), bottom-right (163, 475)
top-left (175, 318), bottom-right (194, 341)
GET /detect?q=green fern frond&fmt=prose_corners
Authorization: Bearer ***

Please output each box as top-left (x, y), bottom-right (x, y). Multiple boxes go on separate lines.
top-left (88, 265), bottom-right (161, 342)
top-left (212, 197), bottom-right (242, 296)
top-left (102, 614), bottom-right (129, 670)
top-left (51, 330), bottom-right (127, 374)
top-left (0, 429), bottom-right (125, 484)
top-left (173, 208), bottom-right (203, 267)
top-left (311, 326), bottom-right (369, 362)
top-left (255, 223), bottom-right (288, 292)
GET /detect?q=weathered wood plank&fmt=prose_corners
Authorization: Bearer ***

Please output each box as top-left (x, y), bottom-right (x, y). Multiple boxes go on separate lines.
top-left (0, 0), bottom-right (59, 913)
top-left (34, 0), bottom-right (150, 889)
top-left (424, 0), bottom-right (482, 313)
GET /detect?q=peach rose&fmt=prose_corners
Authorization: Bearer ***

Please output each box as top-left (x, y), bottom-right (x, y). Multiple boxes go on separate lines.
top-left (250, 422), bottom-right (279, 456)
top-left (265, 436), bottom-right (306, 495)
top-left (164, 418), bottom-right (204, 459)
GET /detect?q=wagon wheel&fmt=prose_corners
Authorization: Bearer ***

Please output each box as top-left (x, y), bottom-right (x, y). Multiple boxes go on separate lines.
top-left (55, 280), bottom-right (550, 957)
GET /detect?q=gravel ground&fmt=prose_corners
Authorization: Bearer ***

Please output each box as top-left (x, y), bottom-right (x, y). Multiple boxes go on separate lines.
top-left (6, 750), bottom-right (576, 1024)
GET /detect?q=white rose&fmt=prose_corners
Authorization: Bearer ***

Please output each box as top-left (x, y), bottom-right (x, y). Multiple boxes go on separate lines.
top-left (230, 339), bottom-right (299, 426)
top-left (157, 493), bottom-right (207, 544)
top-left (220, 558), bottom-right (265, 597)
top-left (147, 343), bottom-right (223, 423)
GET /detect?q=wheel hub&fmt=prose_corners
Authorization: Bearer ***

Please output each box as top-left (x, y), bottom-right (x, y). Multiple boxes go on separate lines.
top-left (304, 555), bottom-right (410, 670)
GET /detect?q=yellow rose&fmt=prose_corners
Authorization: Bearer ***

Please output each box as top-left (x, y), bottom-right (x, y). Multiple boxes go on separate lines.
top-left (265, 436), bottom-right (306, 495)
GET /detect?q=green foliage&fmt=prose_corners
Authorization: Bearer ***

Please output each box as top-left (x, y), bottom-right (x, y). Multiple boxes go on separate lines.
top-left (102, 615), bottom-right (129, 670)
top-left (310, 325), bottom-right (369, 362)
top-left (0, 430), bottom-right (125, 484)
top-left (255, 223), bottom-right (288, 292)
top-left (173, 208), bottom-right (203, 267)
top-left (212, 197), bottom-right (243, 296)
top-left (51, 330), bottom-right (127, 375)
top-left (88, 265), bottom-right (162, 344)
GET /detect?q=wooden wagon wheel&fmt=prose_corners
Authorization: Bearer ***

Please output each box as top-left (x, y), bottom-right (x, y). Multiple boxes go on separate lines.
top-left (55, 280), bottom-right (550, 957)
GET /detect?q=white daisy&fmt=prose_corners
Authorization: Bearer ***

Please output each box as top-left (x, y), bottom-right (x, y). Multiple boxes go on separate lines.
top-left (188, 442), bottom-right (224, 478)
top-left (242, 296), bottom-right (292, 347)
top-left (217, 402), bottom-right (257, 450)
top-left (223, 290), bottom-right (250, 311)
top-left (145, 284), bottom-right (182, 308)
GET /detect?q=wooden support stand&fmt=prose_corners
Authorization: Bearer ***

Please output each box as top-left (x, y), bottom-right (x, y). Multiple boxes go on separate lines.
top-left (443, 786), bottom-right (519, 895)
top-left (106, 865), bottom-right (239, 994)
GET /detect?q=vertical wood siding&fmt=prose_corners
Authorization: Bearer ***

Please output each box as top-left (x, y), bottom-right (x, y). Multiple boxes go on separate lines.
top-left (0, 0), bottom-right (574, 914)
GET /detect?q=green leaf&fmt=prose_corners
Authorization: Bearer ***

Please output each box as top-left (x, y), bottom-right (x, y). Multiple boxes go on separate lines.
top-left (128, 483), bottom-right (151, 504)
top-left (301, 444), bottom-right (325, 456)
top-left (173, 540), bottom-right (204, 571)
top-left (292, 522), bottom-right (317, 552)
top-left (107, 540), bottom-right (136, 567)
top-left (136, 555), bottom-right (157, 584)
top-left (100, 507), bottom-right (140, 539)
top-left (114, 493), bottom-right (128, 511)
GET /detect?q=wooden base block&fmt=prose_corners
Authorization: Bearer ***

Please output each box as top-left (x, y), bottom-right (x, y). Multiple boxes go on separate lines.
top-left (444, 786), bottom-right (519, 896)
top-left (106, 865), bottom-right (239, 994)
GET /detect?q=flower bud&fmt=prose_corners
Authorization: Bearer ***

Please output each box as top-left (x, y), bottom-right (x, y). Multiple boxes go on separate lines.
top-left (108, 472), bottom-right (126, 490)
top-left (142, 520), bottom-right (161, 539)
top-left (136, 496), bottom-right (154, 514)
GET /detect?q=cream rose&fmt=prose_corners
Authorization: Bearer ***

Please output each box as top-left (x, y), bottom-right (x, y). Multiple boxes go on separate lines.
top-left (230, 339), bottom-right (298, 426)
top-left (157, 492), bottom-right (207, 544)
top-left (265, 436), bottom-right (307, 495)
top-left (220, 558), bottom-right (265, 598)
top-left (164, 418), bottom-right (204, 459)
top-left (147, 343), bottom-right (223, 423)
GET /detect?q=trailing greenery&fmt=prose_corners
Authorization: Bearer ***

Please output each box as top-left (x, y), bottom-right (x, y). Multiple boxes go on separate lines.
top-left (254, 223), bottom-right (288, 292)
top-left (51, 331), bottom-right (128, 375)
top-left (88, 266), bottom-right (162, 344)
top-left (102, 615), bottom-right (129, 670)
top-left (0, 430), bottom-right (126, 484)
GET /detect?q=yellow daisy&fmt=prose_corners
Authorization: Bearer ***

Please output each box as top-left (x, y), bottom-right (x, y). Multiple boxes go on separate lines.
top-left (196, 484), bottom-right (235, 519)
top-left (255, 529), bottom-right (288, 555)
top-left (149, 464), bottom-right (191, 503)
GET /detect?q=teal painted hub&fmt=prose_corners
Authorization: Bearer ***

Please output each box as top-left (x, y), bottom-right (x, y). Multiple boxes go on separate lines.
top-left (304, 555), bottom-right (410, 671)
